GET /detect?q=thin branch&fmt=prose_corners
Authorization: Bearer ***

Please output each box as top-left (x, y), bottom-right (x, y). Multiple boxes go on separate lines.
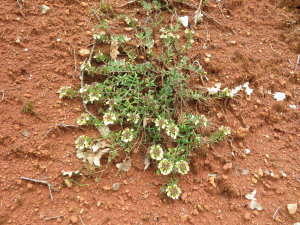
top-left (16, 0), bottom-right (26, 20)
top-left (20, 176), bottom-right (54, 202)
top-left (69, 41), bottom-right (77, 80)
top-left (272, 207), bottom-right (280, 219)
top-left (45, 215), bottom-right (63, 221)
top-left (79, 215), bottom-right (85, 225)
top-left (295, 55), bottom-right (300, 71)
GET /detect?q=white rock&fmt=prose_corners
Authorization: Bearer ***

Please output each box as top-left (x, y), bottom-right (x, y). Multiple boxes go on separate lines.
top-left (287, 203), bottom-right (297, 215)
top-left (245, 149), bottom-right (251, 154)
top-left (41, 5), bottom-right (50, 14)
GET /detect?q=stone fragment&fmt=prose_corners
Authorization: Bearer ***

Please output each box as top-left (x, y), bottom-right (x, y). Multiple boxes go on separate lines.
top-left (204, 205), bottom-right (210, 211)
top-left (287, 203), bottom-right (297, 215)
top-left (70, 216), bottom-right (78, 224)
top-left (112, 183), bottom-right (119, 191)
top-left (223, 163), bottom-right (232, 170)
top-left (123, 180), bottom-right (128, 185)
top-left (244, 212), bottom-right (250, 220)
top-left (79, 49), bottom-right (90, 57)
top-left (81, 2), bottom-right (88, 7)
top-left (181, 214), bottom-right (191, 223)
top-left (197, 205), bottom-right (204, 212)
top-left (64, 179), bottom-right (72, 188)
top-left (27, 183), bottom-right (33, 190)
top-left (143, 194), bottom-right (149, 199)
top-left (258, 168), bottom-right (263, 177)
top-left (181, 192), bottom-right (187, 201)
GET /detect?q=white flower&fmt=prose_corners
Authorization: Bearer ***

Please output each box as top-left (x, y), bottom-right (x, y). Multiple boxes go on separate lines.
top-left (175, 160), bottom-right (189, 175)
top-left (222, 87), bottom-right (234, 98)
top-left (121, 129), bottom-right (134, 143)
top-left (75, 135), bottom-right (92, 150)
top-left (166, 184), bottom-right (181, 199)
top-left (273, 92), bottom-right (286, 101)
top-left (166, 123), bottom-right (179, 139)
top-left (149, 145), bottom-right (163, 161)
top-left (127, 113), bottom-right (140, 124)
top-left (103, 112), bottom-right (116, 126)
top-left (77, 113), bottom-right (90, 126)
top-left (219, 125), bottom-right (231, 136)
top-left (154, 116), bottom-right (168, 131)
top-left (160, 34), bottom-right (167, 39)
top-left (158, 159), bottom-right (173, 175)
top-left (175, 34), bottom-right (180, 39)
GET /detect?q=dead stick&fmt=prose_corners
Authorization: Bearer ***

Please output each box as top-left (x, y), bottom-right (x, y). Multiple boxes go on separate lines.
top-left (272, 207), bottom-right (280, 219)
top-left (16, 0), bottom-right (27, 20)
top-left (45, 215), bottom-right (63, 221)
top-left (41, 128), bottom-right (54, 140)
top-left (20, 176), bottom-right (54, 202)
top-left (79, 215), bottom-right (85, 225)
top-left (295, 55), bottom-right (300, 71)
top-left (69, 41), bottom-right (77, 80)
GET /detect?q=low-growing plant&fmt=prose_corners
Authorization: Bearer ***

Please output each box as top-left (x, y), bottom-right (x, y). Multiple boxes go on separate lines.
top-left (58, 3), bottom-right (232, 199)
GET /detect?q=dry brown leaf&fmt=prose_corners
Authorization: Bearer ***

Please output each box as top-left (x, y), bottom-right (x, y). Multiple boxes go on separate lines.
top-left (110, 40), bottom-right (120, 59)
top-left (144, 148), bottom-right (150, 171)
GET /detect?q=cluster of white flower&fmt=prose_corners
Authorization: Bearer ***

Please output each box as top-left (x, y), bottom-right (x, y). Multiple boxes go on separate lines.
top-left (81, 61), bottom-right (92, 72)
top-left (175, 160), bottom-right (189, 175)
top-left (75, 135), bottom-right (92, 151)
top-left (121, 129), bottom-right (134, 143)
top-left (158, 159), bottom-right (173, 175)
top-left (106, 99), bottom-right (117, 107)
top-left (127, 113), bottom-right (140, 124)
top-left (154, 116), bottom-right (168, 131)
top-left (219, 125), bottom-right (231, 136)
top-left (149, 145), bottom-right (163, 161)
top-left (103, 112), bottom-right (117, 126)
top-left (160, 33), bottom-right (180, 39)
top-left (125, 17), bottom-right (138, 25)
top-left (77, 113), bottom-right (90, 126)
top-left (185, 29), bottom-right (195, 34)
top-left (166, 123), bottom-right (179, 139)
top-left (93, 50), bottom-right (104, 59)
top-left (93, 31), bottom-right (106, 40)
top-left (222, 87), bottom-right (234, 98)
top-left (166, 184), bottom-right (181, 199)
top-left (88, 92), bottom-right (101, 103)
top-left (198, 115), bottom-right (209, 126)
top-left (58, 86), bottom-right (72, 99)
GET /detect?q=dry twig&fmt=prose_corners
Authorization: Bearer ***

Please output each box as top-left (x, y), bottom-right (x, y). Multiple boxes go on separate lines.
top-left (295, 55), bottom-right (300, 71)
top-left (272, 207), bottom-right (280, 219)
top-left (16, 0), bottom-right (26, 20)
top-left (20, 176), bottom-right (54, 202)
top-left (45, 215), bottom-right (63, 221)
top-left (68, 41), bottom-right (77, 80)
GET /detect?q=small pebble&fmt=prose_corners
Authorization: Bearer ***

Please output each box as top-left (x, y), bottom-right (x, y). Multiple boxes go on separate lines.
top-left (238, 142), bottom-right (243, 148)
top-left (287, 203), bottom-right (297, 214)
top-left (244, 212), bottom-right (250, 220)
top-left (112, 183), bottom-right (120, 191)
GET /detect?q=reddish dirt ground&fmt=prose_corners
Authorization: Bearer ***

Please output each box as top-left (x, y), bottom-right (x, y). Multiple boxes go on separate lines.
top-left (0, 0), bottom-right (300, 224)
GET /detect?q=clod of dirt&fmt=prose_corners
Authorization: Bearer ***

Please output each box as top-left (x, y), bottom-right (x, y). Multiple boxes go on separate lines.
top-left (236, 127), bottom-right (249, 138)
top-left (64, 179), bottom-right (72, 188)
top-left (287, 203), bottom-right (297, 215)
top-left (41, 5), bottom-right (50, 14)
top-left (181, 214), bottom-right (192, 223)
top-left (258, 168), bottom-right (263, 177)
top-left (112, 183), bottom-right (119, 191)
top-left (79, 49), bottom-right (90, 57)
